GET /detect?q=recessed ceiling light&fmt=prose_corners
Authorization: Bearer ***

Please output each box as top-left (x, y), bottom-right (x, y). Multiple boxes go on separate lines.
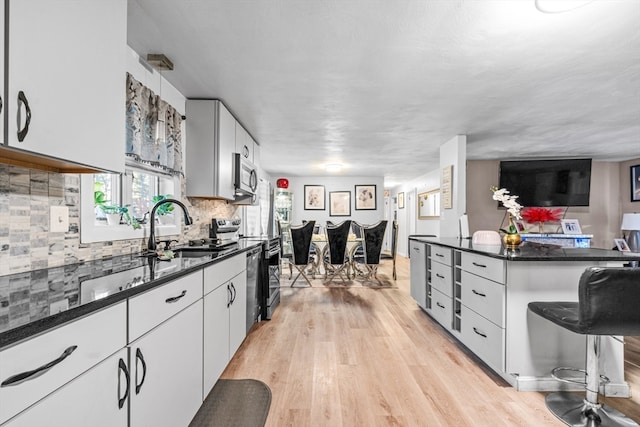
top-left (535, 0), bottom-right (594, 13)
top-left (325, 163), bottom-right (343, 173)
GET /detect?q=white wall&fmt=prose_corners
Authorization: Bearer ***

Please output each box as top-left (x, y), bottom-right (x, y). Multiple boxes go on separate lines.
top-left (439, 135), bottom-right (467, 238)
top-left (278, 176), bottom-right (385, 227)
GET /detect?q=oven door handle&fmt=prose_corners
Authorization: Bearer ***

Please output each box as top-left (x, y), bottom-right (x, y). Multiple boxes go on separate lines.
top-left (267, 247), bottom-right (280, 258)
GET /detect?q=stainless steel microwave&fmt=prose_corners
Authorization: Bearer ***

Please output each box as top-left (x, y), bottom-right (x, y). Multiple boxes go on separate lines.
top-left (234, 153), bottom-right (258, 196)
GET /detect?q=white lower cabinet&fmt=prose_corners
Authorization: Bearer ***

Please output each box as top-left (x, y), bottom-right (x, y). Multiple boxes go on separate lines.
top-left (0, 302), bottom-right (127, 425)
top-left (129, 301), bottom-right (203, 427)
top-left (4, 348), bottom-right (129, 427)
top-left (409, 240), bottom-right (428, 309)
top-left (203, 256), bottom-right (247, 398)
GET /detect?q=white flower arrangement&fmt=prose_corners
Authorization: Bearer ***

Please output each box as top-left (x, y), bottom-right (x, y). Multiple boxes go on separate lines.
top-left (491, 186), bottom-right (523, 234)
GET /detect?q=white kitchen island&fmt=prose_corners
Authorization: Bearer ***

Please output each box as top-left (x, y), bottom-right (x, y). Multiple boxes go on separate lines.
top-left (408, 236), bottom-right (640, 396)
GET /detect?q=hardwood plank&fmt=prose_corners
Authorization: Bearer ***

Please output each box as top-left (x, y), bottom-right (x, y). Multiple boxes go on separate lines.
top-left (222, 256), bottom-right (640, 426)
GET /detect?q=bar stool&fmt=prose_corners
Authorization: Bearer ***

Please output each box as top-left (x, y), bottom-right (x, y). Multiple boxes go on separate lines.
top-left (528, 267), bottom-right (640, 427)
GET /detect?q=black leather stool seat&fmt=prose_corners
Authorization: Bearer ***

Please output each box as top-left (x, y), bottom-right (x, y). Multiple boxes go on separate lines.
top-left (528, 267), bottom-right (640, 427)
top-left (528, 267), bottom-right (640, 337)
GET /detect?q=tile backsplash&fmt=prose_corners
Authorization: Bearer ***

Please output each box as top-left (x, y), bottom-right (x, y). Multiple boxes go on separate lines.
top-left (0, 164), bottom-right (237, 276)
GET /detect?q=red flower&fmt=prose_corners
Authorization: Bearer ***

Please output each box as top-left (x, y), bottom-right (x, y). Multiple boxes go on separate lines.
top-left (521, 207), bottom-right (563, 223)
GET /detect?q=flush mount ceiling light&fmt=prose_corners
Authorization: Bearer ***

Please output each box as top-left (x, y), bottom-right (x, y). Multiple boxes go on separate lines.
top-left (535, 0), bottom-right (595, 13)
top-left (146, 53), bottom-right (174, 71)
top-left (325, 163), bottom-right (343, 173)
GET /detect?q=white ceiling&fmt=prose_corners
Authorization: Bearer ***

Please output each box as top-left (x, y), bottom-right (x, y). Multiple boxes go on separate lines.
top-left (127, 0), bottom-right (640, 186)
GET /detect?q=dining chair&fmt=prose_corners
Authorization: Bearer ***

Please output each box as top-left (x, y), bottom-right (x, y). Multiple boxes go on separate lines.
top-left (288, 221), bottom-right (316, 287)
top-left (354, 221), bottom-right (388, 283)
top-left (324, 220), bottom-right (352, 283)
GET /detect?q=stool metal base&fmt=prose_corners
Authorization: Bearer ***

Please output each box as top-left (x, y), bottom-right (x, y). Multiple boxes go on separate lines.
top-left (546, 393), bottom-right (639, 427)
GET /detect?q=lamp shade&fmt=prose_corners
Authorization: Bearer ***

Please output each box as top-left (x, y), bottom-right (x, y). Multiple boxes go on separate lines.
top-left (621, 213), bottom-right (640, 231)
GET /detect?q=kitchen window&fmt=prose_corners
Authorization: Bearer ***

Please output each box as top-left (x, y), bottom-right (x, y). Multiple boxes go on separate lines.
top-left (80, 166), bottom-right (180, 243)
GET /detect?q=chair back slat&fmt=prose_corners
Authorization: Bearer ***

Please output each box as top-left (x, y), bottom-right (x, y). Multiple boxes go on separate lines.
top-left (326, 220), bottom-right (351, 265)
top-left (363, 221), bottom-right (388, 265)
top-left (291, 221), bottom-right (315, 265)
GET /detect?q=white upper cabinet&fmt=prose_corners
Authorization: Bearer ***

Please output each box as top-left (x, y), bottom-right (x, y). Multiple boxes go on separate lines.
top-left (235, 121), bottom-right (253, 163)
top-left (186, 100), bottom-right (236, 200)
top-left (4, 0), bottom-right (126, 173)
top-left (0, 4), bottom-right (5, 145)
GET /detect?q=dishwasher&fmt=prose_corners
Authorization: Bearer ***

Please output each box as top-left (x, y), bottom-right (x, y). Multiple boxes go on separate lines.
top-left (245, 245), bottom-right (262, 333)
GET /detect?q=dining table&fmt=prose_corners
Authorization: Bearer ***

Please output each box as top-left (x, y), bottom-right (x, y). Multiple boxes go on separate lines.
top-left (310, 233), bottom-right (362, 279)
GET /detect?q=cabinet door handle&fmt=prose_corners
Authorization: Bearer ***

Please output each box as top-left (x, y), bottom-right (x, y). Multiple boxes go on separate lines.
top-left (472, 262), bottom-right (487, 268)
top-left (1, 345), bottom-right (77, 387)
top-left (230, 282), bottom-right (237, 304)
top-left (436, 302), bottom-right (445, 309)
top-left (165, 290), bottom-right (187, 303)
top-left (242, 144), bottom-right (250, 158)
top-left (473, 327), bottom-right (487, 338)
top-left (118, 358), bottom-right (130, 409)
top-left (436, 273), bottom-right (445, 279)
top-left (17, 91), bottom-right (32, 142)
top-left (135, 348), bottom-right (147, 394)
top-left (472, 289), bottom-right (486, 297)
top-left (227, 284), bottom-right (232, 308)
top-left (0, 95), bottom-right (3, 116)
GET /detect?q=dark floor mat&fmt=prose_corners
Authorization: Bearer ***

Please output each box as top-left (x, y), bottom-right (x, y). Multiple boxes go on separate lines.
top-left (189, 379), bottom-right (271, 427)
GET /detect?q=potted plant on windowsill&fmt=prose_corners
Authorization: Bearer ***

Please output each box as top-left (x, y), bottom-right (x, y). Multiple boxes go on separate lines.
top-left (94, 183), bottom-right (141, 229)
top-left (100, 204), bottom-right (141, 229)
top-left (152, 195), bottom-right (175, 225)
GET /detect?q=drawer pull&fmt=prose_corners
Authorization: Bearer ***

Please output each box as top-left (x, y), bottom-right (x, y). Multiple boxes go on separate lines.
top-left (414, 247), bottom-right (420, 253)
top-left (435, 253), bottom-right (444, 258)
top-left (1, 345), bottom-right (78, 387)
top-left (165, 290), bottom-right (187, 303)
top-left (473, 327), bottom-right (487, 338)
top-left (118, 358), bottom-right (130, 409)
top-left (436, 302), bottom-right (445, 309)
top-left (436, 273), bottom-right (445, 279)
top-left (472, 262), bottom-right (487, 268)
top-left (472, 289), bottom-right (487, 297)
top-left (135, 348), bottom-right (147, 394)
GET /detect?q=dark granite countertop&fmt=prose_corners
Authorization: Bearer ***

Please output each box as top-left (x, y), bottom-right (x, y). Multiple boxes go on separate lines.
top-left (0, 241), bottom-right (262, 350)
top-left (408, 236), bottom-right (640, 262)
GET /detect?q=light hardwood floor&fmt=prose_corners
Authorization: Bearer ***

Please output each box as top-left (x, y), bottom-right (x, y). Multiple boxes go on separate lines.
top-left (222, 256), bottom-right (640, 426)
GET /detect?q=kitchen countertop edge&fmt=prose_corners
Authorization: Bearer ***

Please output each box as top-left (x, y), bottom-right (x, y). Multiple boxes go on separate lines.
top-left (0, 242), bottom-right (262, 350)
top-left (408, 236), bottom-right (640, 262)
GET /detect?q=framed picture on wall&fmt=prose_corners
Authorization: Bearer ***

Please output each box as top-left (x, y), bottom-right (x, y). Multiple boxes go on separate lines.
top-left (631, 164), bottom-right (640, 202)
top-left (329, 191), bottom-right (351, 216)
top-left (304, 185), bottom-right (325, 210)
top-left (398, 192), bottom-right (405, 209)
top-left (355, 185), bottom-right (376, 210)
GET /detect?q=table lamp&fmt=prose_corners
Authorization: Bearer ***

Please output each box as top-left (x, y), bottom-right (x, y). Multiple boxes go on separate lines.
top-left (621, 213), bottom-right (640, 252)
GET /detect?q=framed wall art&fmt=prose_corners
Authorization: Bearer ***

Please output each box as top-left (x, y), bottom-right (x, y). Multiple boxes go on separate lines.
top-left (304, 185), bottom-right (325, 210)
top-left (631, 164), bottom-right (640, 202)
top-left (329, 191), bottom-right (351, 216)
top-left (398, 192), bottom-right (405, 209)
top-left (355, 185), bottom-right (376, 210)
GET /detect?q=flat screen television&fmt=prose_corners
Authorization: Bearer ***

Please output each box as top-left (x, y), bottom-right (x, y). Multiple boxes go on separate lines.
top-left (498, 159), bottom-right (592, 207)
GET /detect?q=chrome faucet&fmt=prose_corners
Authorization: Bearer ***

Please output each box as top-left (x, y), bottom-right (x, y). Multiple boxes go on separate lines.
top-left (147, 199), bottom-right (193, 252)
